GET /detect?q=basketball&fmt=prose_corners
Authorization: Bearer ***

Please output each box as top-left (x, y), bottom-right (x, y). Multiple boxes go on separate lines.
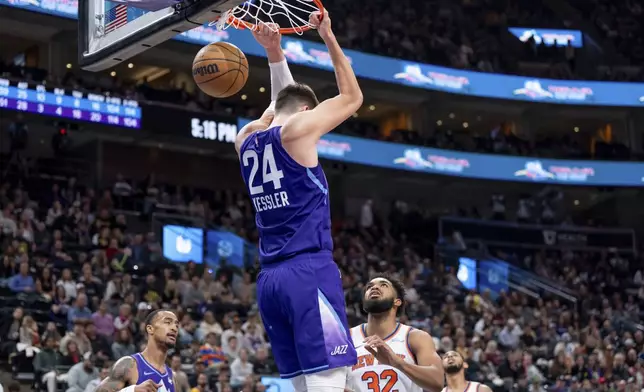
top-left (192, 42), bottom-right (249, 98)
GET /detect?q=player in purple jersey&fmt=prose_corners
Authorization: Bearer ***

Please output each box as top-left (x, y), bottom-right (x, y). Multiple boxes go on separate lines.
top-left (95, 310), bottom-right (178, 392)
top-left (235, 11), bottom-right (363, 392)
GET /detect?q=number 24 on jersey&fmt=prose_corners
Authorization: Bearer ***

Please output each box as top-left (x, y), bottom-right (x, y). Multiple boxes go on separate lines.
top-left (242, 143), bottom-right (284, 196)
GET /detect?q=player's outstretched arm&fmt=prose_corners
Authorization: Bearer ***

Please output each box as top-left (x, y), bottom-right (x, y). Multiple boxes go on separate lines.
top-left (251, 22), bottom-right (294, 103)
top-left (235, 23), bottom-right (288, 155)
top-left (95, 356), bottom-right (159, 392)
top-left (282, 11), bottom-right (363, 140)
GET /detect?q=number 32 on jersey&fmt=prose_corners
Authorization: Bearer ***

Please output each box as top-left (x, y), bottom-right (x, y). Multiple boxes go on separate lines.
top-left (243, 143), bottom-right (290, 212)
top-left (362, 370), bottom-right (399, 392)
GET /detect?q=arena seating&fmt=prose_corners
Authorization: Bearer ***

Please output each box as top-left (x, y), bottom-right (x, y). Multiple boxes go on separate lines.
top-left (318, 0), bottom-right (568, 76)
top-left (568, 0), bottom-right (644, 67)
top-left (0, 142), bottom-right (642, 392)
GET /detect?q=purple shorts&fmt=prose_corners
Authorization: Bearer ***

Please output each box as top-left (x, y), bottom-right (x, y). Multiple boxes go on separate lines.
top-left (257, 251), bottom-right (357, 378)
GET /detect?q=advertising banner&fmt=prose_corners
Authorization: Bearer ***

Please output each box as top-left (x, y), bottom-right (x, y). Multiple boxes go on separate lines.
top-left (477, 260), bottom-right (509, 299)
top-left (161, 225), bottom-right (257, 267)
top-left (206, 230), bottom-right (246, 268)
top-left (162, 224), bottom-right (204, 263)
top-left (508, 28), bottom-right (583, 48)
top-left (315, 134), bottom-right (644, 187)
top-left (457, 257), bottom-right (477, 290)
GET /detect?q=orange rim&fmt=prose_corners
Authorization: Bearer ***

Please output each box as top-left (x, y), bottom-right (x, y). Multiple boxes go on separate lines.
top-left (226, 0), bottom-right (325, 34)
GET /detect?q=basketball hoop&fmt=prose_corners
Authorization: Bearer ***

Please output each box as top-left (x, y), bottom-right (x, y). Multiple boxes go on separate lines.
top-left (211, 0), bottom-right (324, 35)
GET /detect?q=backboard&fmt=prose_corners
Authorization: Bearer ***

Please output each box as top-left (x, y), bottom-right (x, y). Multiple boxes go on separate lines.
top-left (78, 0), bottom-right (245, 72)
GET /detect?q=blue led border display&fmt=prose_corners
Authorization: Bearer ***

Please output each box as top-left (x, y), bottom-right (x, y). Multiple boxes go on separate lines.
top-left (314, 133), bottom-right (644, 187)
top-left (3, 0), bottom-right (644, 107)
top-left (0, 77), bottom-right (141, 128)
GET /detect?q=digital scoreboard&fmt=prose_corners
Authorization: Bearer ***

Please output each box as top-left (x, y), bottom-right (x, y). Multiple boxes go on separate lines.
top-left (0, 78), bottom-right (141, 128)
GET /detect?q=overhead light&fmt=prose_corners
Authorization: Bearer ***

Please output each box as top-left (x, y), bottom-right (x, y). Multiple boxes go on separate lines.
top-left (436, 120), bottom-right (443, 126)
top-left (128, 63), bottom-right (134, 69)
top-left (110, 71), bottom-right (116, 77)
top-left (449, 113), bottom-right (455, 119)
top-left (463, 122), bottom-right (469, 128)
top-left (66, 63), bottom-right (72, 69)
top-left (574, 200), bottom-right (580, 206)
top-left (259, 87), bottom-right (266, 93)
top-left (574, 126), bottom-right (580, 132)
top-left (241, 94), bottom-right (247, 100)
top-left (368, 105), bottom-right (376, 111)
top-left (352, 113), bottom-right (358, 118)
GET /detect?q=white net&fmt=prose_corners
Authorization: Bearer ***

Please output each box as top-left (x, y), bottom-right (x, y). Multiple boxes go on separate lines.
top-left (210, 0), bottom-right (322, 35)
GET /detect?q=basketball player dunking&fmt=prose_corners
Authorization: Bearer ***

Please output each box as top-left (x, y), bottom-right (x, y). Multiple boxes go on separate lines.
top-left (95, 310), bottom-right (178, 392)
top-left (235, 11), bottom-right (362, 392)
top-left (347, 275), bottom-right (444, 392)
top-left (441, 351), bottom-right (492, 392)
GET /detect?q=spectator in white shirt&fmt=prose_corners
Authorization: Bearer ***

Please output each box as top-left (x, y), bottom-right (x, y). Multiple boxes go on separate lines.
top-left (221, 317), bottom-right (245, 355)
top-left (241, 323), bottom-right (266, 355)
top-left (498, 318), bottom-right (522, 349)
top-left (57, 269), bottom-right (77, 299)
top-left (230, 349), bottom-right (253, 387)
top-left (473, 312), bottom-right (493, 336)
top-left (196, 311), bottom-right (223, 342)
top-left (634, 269), bottom-right (644, 286)
top-left (242, 311), bottom-right (264, 337)
top-left (112, 174), bottom-right (132, 197)
top-left (223, 336), bottom-right (241, 360)
top-left (360, 199), bottom-right (373, 228)
top-left (45, 201), bottom-right (64, 227)
top-left (83, 365), bottom-right (109, 392)
top-left (66, 357), bottom-right (99, 392)
top-left (0, 207), bottom-right (17, 236)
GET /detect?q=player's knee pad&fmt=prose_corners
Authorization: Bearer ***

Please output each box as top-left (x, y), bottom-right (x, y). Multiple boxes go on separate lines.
top-left (294, 367), bottom-right (349, 392)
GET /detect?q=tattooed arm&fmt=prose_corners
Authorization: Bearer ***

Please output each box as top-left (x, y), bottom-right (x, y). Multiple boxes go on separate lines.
top-left (95, 356), bottom-right (137, 392)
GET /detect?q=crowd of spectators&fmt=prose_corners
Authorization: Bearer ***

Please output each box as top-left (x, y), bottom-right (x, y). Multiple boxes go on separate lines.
top-left (0, 174), bottom-right (276, 392)
top-left (317, 0), bottom-right (644, 81)
top-left (570, 0), bottom-right (644, 66)
top-left (0, 146), bottom-right (643, 392)
top-left (319, 0), bottom-right (568, 77)
top-left (331, 119), bottom-right (633, 161)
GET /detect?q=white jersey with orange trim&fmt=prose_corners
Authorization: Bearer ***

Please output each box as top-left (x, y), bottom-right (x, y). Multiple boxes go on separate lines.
top-left (347, 323), bottom-right (422, 392)
top-left (442, 381), bottom-right (484, 392)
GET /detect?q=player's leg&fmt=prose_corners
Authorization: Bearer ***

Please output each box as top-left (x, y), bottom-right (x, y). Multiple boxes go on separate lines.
top-left (290, 367), bottom-right (350, 392)
top-left (288, 256), bottom-right (357, 391)
top-left (302, 367), bottom-right (351, 392)
top-left (256, 267), bottom-right (302, 379)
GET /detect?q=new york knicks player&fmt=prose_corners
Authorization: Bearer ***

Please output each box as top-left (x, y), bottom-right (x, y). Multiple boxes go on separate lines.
top-left (235, 11), bottom-right (362, 392)
top-left (442, 351), bottom-right (492, 392)
top-left (347, 275), bottom-right (444, 392)
top-left (95, 310), bottom-right (178, 392)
